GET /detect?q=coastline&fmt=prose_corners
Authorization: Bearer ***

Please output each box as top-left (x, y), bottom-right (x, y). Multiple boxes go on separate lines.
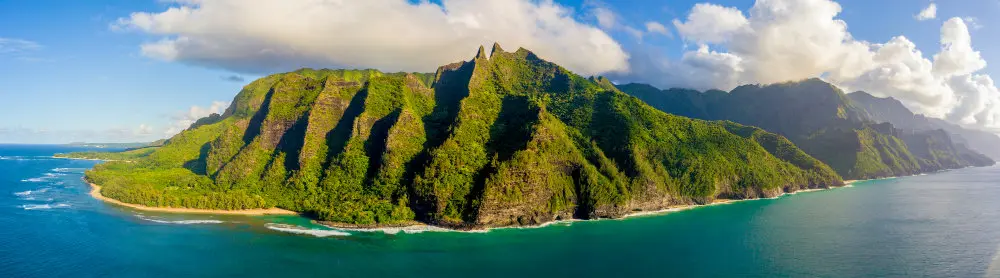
top-left (325, 180), bottom-right (868, 234)
top-left (89, 177), bottom-right (877, 233)
top-left (53, 156), bottom-right (128, 162)
top-left (88, 182), bottom-right (298, 216)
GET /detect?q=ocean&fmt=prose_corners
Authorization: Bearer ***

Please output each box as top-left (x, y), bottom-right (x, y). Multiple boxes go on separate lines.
top-left (2, 144), bottom-right (999, 277)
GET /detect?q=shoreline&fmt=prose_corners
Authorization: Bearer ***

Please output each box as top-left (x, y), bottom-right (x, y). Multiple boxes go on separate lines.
top-left (88, 182), bottom-right (298, 216)
top-left (326, 180), bottom-right (869, 234)
top-left (53, 156), bottom-right (129, 162)
top-left (91, 177), bottom-right (882, 233)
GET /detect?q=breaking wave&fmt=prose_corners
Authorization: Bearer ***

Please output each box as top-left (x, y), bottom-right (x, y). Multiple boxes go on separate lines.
top-left (20, 173), bottom-right (66, 183)
top-left (135, 215), bottom-right (224, 225)
top-left (0, 156), bottom-right (55, 161)
top-left (265, 224), bottom-right (350, 237)
top-left (52, 168), bottom-right (85, 173)
top-left (21, 203), bottom-right (70, 210)
top-left (14, 188), bottom-right (50, 196)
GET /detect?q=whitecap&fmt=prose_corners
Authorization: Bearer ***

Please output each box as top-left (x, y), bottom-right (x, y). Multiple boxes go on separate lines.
top-left (265, 224), bottom-right (350, 237)
top-left (20, 173), bottom-right (66, 183)
top-left (135, 215), bottom-right (224, 225)
top-left (21, 203), bottom-right (70, 210)
top-left (51, 168), bottom-right (84, 173)
top-left (334, 225), bottom-right (457, 235)
top-left (0, 156), bottom-right (54, 161)
top-left (14, 188), bottom-right (50, 196)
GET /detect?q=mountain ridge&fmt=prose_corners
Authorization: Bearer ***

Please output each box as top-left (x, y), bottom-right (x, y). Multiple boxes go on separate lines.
top-left (617, 79), bottom-right (994, 180)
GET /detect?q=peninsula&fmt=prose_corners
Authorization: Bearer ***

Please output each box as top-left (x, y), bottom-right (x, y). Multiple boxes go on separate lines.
top-left (67, 44), bottom-right (993, 230)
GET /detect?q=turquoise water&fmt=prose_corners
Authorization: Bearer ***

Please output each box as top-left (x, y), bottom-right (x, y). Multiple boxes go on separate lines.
top-left (2, 144), bottom-right (1000, 277)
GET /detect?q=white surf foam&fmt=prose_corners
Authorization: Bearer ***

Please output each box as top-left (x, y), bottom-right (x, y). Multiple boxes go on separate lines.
top-left (21, 203), bottom-right (70, 210)
top-left (265, 224), bottom-right (351, 237)
top-left (334, 225), bottom-right (457, 235)
top-left (20, 173), bottom-right (64, 183)
top-left (135, 215), bottom-right (224, 225)
top-left (0, 156), bottom-right (54, 161)
top-left (14, 188), bottom-right (50, 196)
top-left (52, 168), bottom-right (85, 173)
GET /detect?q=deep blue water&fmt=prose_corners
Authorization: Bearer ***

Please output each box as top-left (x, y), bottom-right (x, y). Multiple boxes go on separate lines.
top-left (2, 144), bottom-right (1000, 277)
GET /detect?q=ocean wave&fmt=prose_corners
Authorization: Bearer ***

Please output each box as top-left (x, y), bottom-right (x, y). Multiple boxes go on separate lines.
top-left (135, 215), bottom-right (224, 225)
top-left (333, 225), bottom-right (460, 235)
top-left (0, 156), bottom-right (55, 161)
top-left (14, 188), bottom-right (50, 196)
top-left (21, 203), bottom-right (70, 210)
top-left (52, 168), bottom-right (85, 173)
top-left (265, 224), bottom-right (350, 237)
top-left (20, 173), bottom-right (66, 183)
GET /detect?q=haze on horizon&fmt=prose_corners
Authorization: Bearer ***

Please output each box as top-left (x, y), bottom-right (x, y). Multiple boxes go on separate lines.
top-left (2, 0), bottom-right (1000, 143)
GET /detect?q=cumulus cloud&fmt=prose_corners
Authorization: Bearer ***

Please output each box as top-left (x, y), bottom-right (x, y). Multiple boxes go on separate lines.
top-left (915, 3), bottom-right (937, 21)
top-left (165, 101), bottom-right (228, 136)
top-left (672, 3), bottom-right (748, 44)
top-left (933, 18), bottom-right (986, 77)
top-left (648, 0), bottom-right (1000, 132)
top-left (645, 21), bottom-right (671, 38)
top-left (114, 0), bottom-right (629, 77)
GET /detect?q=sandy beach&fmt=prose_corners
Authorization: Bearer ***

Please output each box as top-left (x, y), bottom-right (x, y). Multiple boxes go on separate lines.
top-left (88, 183), bottom-right (298, 216)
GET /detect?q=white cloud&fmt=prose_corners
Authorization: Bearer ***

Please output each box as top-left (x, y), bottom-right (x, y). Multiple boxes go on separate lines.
top-left (165, 101), bottom-right (228, 136)
top-left (114, 0), bottom-right (629, 77)
top-left (651, 0), bottom-right (1000, 132)
top-left (915, 3), bottom-right (937, 21)
top-left (645, 21), bottom-right (671, 38)
top-left (672, 3), bottom-right (748, 44)
top-left (933, 18), bottom-right (986, 77)
top-left (592, 7), bottom-right (617, 30)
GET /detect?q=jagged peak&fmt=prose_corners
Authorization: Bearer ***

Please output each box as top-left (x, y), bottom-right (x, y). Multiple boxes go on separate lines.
top-left (490, 42), bottom-right (504, 57)
top-left (475, 45), bottom-right (488, 60)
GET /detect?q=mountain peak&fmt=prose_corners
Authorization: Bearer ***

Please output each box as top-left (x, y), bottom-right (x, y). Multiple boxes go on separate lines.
top-left (491, 42), bottom-right (504, 56)
top-left (476, 45), bottom-right (488, 60)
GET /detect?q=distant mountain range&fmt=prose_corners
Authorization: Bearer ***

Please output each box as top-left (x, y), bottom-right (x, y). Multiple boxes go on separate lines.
top-left (71, 44), bottom-right (994, 229)
top-left (618, 80), bottom-right (994, 180)
top-left (847, 91), bottom-right (1000, 160)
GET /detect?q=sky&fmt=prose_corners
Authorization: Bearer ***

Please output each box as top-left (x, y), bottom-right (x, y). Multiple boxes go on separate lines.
top-left (2, 0), bottom-right (1000, 143)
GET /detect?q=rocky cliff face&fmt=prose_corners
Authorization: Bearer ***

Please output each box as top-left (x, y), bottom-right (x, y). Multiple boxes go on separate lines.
top-left (85, 45), bottom-right (843, 229)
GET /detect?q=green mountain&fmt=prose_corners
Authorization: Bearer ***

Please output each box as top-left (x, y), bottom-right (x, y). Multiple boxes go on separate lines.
top-left (618, 79), bottom-right (994, 180)
top-left (848, 91), bottom-right (1000, 160)
top-left (80, 44), bottom-right (842, 229)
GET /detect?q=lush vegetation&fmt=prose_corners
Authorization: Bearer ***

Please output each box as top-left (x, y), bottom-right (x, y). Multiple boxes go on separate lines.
top-left (618, 79), bottom-right (995, 179)
top-left (74, 44), bottom-right (844, 228)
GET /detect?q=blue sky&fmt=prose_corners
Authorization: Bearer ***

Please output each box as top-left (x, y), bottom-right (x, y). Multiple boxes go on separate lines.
top-left (2, 0), bottom-right (999, 143)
